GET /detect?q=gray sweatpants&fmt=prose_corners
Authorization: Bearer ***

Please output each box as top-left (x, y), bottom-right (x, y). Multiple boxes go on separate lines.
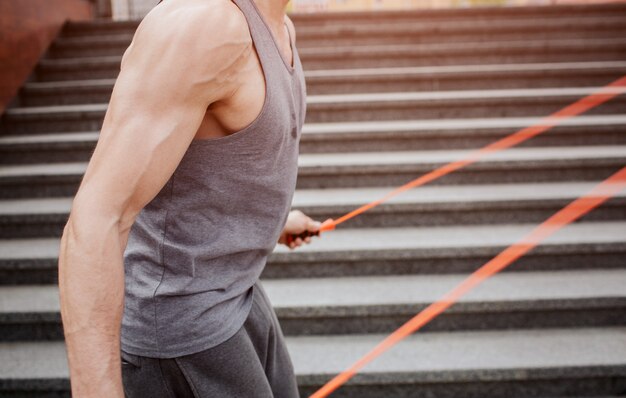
top-left (121, 282), bottom-right (300, 398)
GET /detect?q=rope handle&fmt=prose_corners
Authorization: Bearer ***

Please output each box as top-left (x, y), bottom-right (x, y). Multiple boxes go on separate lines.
top-left (285, 229), bottom-right (319, 245)
top-left (285, 218), bottom-right (336, 246)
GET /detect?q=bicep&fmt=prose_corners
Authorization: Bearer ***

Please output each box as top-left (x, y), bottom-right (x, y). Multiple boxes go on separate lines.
top-left (74, 33), bottom-right (221, 226)
top-left (70, 5), bottom-right (251, 227)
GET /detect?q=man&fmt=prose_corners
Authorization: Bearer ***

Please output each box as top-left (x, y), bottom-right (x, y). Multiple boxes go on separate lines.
top-left (58, 0), bottom-right (318, 396)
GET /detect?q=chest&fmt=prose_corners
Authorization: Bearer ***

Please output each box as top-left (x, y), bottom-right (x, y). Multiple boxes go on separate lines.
top-left (196, 46), bottom-right (305, 142)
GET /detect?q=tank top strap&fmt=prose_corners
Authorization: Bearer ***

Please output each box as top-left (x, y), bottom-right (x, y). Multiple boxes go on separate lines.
top-left (230, 0), bottom-right (285, 69)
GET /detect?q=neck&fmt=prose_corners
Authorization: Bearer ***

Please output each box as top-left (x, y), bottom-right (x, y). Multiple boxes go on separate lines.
top-left (252, 0), bottom-right (289, 28)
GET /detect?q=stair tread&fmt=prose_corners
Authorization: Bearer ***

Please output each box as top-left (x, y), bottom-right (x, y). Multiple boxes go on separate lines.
top-left (299, 145), bottom-right (626, 167)
top-left (291, 327), bottom-right (626, 376)
top-left (0, 131), bottom-right (99, 145)
top-left (304, 37), bottom-right (626, 55)
top-left (1, 221), bottom-right (624, 260)
top-left (61, 2), bottom-right (626, 27)
top-left (270, 269), bottom-right (626, 309)
top-left (2, 269), bottom-right (625, 315)
top-left (55, 15), bottom-right (626, 41)
top-left (302, 114), bottom-right (626, 134)
top-left (0, 162), bottom-right (85, 177)
top-left (304, 60), bottom-right (626, 78)
top-left (272, 221), bottom-right (626, 253)
top-left (5, 86), bottom-right (626, 115)
top-left (310, 86), bottom-right (626, 104)
top-left (3, 114), bottom-right (626, 145)
top-left (1, 181), bottom-right (625, 216)
top-left (1, 327), bottom-right (624, 379)
top-left (2, 145), bottom-right (625, 178)
top-left (294, 181), bottom-right (626, 206)
top-left (37, 37), bottom-right (626, 67)
top-left (23, 60), bottom-right (626, 88)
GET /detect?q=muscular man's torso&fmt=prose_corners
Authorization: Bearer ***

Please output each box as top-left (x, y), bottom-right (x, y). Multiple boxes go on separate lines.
top-left (196, 8), bottom-right (295, 141)
top-left (120, 0), bottom-right (306, 358)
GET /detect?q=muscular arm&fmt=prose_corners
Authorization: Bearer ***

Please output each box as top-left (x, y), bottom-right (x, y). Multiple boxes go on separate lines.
top-left (58, 3), bottom-right (251, 396)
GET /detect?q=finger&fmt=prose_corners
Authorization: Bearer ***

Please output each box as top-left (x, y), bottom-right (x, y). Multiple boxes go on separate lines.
top-left (295, 237), bottom-right (303, 246)
top-left (304, 236), bottom-right (312, 244)
top-left (307, 219), bottom-right (322, 232)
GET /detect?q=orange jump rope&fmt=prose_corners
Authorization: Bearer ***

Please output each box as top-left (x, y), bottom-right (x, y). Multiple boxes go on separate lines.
top-left (310, 165), bottom-right (626, 398)
top-left (283, 75), bottom-right (626, 397)
top-left (307, 76), bottom-right (626, 236)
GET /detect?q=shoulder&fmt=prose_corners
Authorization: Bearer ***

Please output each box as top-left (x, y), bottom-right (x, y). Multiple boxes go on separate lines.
top-left (141, 0), bottom-right (249, 38)
top-left (119, 0), bottom-right (253, 100)
top-left (132, 0), bottom-right (252, 68)
top-left (284, 14), bottom-right (297, 44)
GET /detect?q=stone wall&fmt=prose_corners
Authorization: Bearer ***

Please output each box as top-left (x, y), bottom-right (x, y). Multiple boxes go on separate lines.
top-left (0, 0), bottom-right (94, 113)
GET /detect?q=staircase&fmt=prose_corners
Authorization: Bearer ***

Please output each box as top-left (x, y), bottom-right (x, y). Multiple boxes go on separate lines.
top-left (1, 2), bottom-right (626, 397)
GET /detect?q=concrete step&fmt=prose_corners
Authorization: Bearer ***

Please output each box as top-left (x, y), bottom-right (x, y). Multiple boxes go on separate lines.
top-left (295, 145), bottom-right (626, 189)
top-left (33, 38), bottom-right (626, 80)
top-left (2, 221), bottom-right (624, 284)
top-left (301, 61), bottom-right (626, 95)
top-left (292, 15), bottom-right (626, 46)
top-left (3, 87), bottom-right (626, 134)
top-left (1, 327), bottom-right (625, 397)
top-left (292, 327), bottom-right (626, 397)
top-left (2, 181), bottom-right (625, 238)
top-left (2, 115), bottom-right (626, 164)
top-left (301, 88), bottom-right (626, 123)
top-left (60, 3), bottom-right (626, 37)
top-left (266, 220), bottom-right (626, 278)
top-left (1, 269), bottom-right (624, 340)
top-left (285, 2), bottom-right (626, 25)
top-left (1, 145), bottom-right (624, 198)
top-left (272, 269), bottom-right (626, 335)
top-left (0, 131), bottom-right (99, 164)
top-left (17, 61), bottom-right (626, 105)
top-left (48, 17), bottom-right (626, 58)
top-left (291, 181), bottom-right (626, 229)
top-left (298, 115), bottom-right (626, 154)
top-left (297, 38), bottom-right (626, 70)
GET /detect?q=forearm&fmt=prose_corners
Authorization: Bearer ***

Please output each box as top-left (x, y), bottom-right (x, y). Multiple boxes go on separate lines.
top-left (58, 211), bottom-right (128, 398)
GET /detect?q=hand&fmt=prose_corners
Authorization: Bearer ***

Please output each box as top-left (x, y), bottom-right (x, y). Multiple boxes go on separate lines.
top-left (278, 210), bottom-right (322, 250)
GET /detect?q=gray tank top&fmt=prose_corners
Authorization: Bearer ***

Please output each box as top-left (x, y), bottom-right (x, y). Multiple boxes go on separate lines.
top-left (121, 0), bottom-right (306, 358)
